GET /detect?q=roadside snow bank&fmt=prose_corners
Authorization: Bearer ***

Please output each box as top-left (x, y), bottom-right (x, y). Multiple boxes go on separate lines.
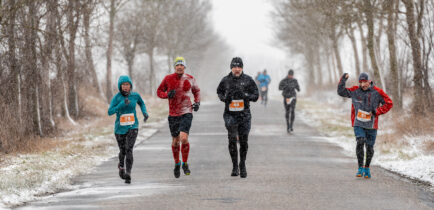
top-left (0, 125), bottom-right (159, 208)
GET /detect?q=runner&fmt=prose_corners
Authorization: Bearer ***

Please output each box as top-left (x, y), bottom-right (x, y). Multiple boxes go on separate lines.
top-left (108, 75), bottom-right (149, 184)
top-left (278, 69), bottom-right (300, 133)
top-left (157, 57), bottom-right (200, 178)
top-left (257, 69), bottom-right (271, 106)
top-left (217, 57), bottom-right (259, 178)
top-left (337, 72), bottom-right (393, 178)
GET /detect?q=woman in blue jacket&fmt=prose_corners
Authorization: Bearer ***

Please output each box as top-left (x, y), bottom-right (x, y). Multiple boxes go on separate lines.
top-left (108, 75), bottom-right (149, 184)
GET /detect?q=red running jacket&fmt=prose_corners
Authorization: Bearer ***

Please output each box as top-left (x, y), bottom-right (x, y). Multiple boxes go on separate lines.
top-left (157, 73), bottom-right (200, 116)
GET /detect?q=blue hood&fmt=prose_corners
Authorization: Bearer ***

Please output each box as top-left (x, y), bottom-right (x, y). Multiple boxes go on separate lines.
top-left (118, 75), bottom-right (133, 92)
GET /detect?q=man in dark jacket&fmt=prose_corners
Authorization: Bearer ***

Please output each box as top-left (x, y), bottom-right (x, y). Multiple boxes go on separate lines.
top-left (337, 72), bottom-right (393, 179)
top-left (217, 57), bottom-right (259, 178)
top-left (278, 69), bottom-right (300, 133)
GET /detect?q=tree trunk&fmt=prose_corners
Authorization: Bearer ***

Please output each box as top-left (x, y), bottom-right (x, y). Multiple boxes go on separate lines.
top-left (66, 0), bottom-right (79, 117)
top-left (83, 1), bottom-right (102, 97)
top-left (332, 36), bottom-right (343, 76)
top-left (402, 0), bottom-right (425, 114)
top-left (348, 26), bottom-right (361, 77)
top-left (106, 0), bottom-right (115, 103)
top-left (326, 49), bottom-right (334, 84)
top-left (148, 48), bottom-right (155, 96)
top-left (7, 0), bottom-right (20, 122)
top-left (364, 0), bottom-right (383, 88)
top-left (356, 19), bottom-right (369, 73)
top-left (386, 0), bottom-right (400, 108)
top-left (315, 50), bottom-right (323, 87)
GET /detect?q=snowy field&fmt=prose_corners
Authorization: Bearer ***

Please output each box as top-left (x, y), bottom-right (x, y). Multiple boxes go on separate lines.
top-left (297, 90), bottom-right (434, 190)
top-left (0, 122), bottom-right (162, 209)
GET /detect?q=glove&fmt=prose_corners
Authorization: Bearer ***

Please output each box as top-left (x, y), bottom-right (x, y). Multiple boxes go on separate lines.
top-left (124, 98), bottom-right (130, 105)
top-left (342, 73), bottom-right (349, 80)
top-left (143, 113), bottom-right (149, 122)
top-left (192, 102), bottom-right (200, 112)
top-left (233, 90), bottom-right (244, 99)
top-left (168, 89), bottom-right (176, 99)
top-left (371, 108), bottom-right (377, 116)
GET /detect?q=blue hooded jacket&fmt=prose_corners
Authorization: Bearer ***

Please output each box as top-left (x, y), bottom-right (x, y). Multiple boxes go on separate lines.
top-left (108, 75), bottom-right (148, 134)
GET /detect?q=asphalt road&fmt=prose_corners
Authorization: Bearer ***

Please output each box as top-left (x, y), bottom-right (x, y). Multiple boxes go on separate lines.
top-left (18, 100), bottom-right (434, 210)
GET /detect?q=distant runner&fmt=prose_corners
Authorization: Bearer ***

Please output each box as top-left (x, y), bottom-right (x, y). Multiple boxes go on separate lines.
top-left (337, 72), bottom-right (393, 179)
top-left (157, 57), bottom-right (200, 178)
top-left (217, 57), bottom-right (259, 178)
top-left (108, 75), bottom-right (149, 184)
top-left (278, 69), bottom-right (300, 133)
top-left (257, 69), bottom-right (271, 106)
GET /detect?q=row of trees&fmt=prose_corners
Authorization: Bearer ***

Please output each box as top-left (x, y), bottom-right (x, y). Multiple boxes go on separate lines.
top-left (0, 0), bottom-right (226, 152)
top-left (273, 0), bottom-right (433, 114)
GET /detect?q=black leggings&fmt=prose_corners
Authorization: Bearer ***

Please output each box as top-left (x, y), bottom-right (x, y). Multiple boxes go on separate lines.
top-left (115, 129), bottom-right (138, 174)
top-left (356, 137), bottom-right (374, 168)
top-left (284, 99), bottom-right (296, 129)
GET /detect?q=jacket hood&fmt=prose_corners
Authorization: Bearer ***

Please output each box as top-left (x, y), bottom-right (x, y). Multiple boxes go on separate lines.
top-left (118, 75), bottom-right (133, 92)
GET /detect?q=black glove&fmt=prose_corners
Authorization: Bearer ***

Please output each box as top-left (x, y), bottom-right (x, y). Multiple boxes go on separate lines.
top-left (168, 89), bottom-right (176, 99)
top-left (143, 113), bottom-right (149, 122)
top-left (371, 108), bottom-right (377, 116)
top-left (224, 90), bottom-right (232, 102)
top-left (192, 102), bottom-right (200, 112)
top-left (342, 73), bottom-right (349, 80)
top-left (124, 98), bottom-right (130, 105)
top-left (233, 90), bottom-right (244, 99)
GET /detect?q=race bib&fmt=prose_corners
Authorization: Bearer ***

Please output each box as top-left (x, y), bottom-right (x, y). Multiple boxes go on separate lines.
top-left (229, 100), bottom-right (244, 111)
top-left (261, 86), bottom-right (267, 91)
top-left (120, 113), bottom-right (135, 126)
top-left (286, 97), bottom-right (295, 105)
top-left (356, 110), bottom-right (372, 122)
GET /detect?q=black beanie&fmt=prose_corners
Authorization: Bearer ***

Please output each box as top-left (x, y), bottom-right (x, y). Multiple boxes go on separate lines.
top-left (288, 69), bottom-right (294, 75)
top-left (230, 57), bottom-right (243, 69)
top-left (359, 72), bottom-right (369, 81)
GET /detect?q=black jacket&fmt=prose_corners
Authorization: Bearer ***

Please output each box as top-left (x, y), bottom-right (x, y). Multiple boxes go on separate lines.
top-left (279, 77), bottom-right (300, 98)
top-left (217, 72), bottom-right (259, 113)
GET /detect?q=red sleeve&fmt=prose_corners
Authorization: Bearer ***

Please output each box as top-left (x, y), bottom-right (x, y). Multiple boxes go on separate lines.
top-left (191, 77), bottom-right (200, 103)
top-left (157, 76), bottom-right (168, 99)
top-left (348, 86), bottom-right (359, 91)
top-left (373, 86), bottom-right (393, 115)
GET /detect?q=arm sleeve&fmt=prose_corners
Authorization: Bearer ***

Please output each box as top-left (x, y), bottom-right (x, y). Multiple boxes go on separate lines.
top-left (217, 78), bottom-right (226, 102)
top-left (295, 80), bottom-right (300, 92)
top-left (156, 76), bottom-right (168, 99)
top-left (337, 75), bottom-right (352, 98)
top-left (137, 94), bottom-right (148, 116)
top-left (374, 87), bottom-right (393, 115)
top-left (108, 96), bottom-right (124, 116)
top-left (278, 79), bottom-right (285, 91)
top-left (246, 78), bottom-right (259, 102)
top-left (191, 77), bottom-right (200, 103)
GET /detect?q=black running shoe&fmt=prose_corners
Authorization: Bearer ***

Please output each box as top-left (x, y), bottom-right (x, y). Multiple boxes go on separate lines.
top-left (231, 167), bottom-right (239, 176)
top-left (182, 162), bottom-right (191, 175)
top-left (118, 163), bottom-right (125, 180)
top-left (124, 173), bottom-right (131, 184)
top-left (239, 162), bottom-right (247, 178)
top-left (174, 163), bottom-right (181, 178)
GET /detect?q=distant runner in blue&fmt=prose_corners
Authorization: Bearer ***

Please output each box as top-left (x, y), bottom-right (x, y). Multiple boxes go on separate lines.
top-left (257, 69), bottom-right (271, 106)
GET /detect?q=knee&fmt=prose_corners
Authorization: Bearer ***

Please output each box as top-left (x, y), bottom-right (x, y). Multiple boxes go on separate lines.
top-left (366, 145), bottom-right (374, 154)
top-left (239, 135), bottom-right (248, 145)
top-left (356, 137), bottom-right (366, 145)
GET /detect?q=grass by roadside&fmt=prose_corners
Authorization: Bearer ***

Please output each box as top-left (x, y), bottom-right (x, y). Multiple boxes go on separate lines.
top-left (0, 95), bottom-right (168, 208)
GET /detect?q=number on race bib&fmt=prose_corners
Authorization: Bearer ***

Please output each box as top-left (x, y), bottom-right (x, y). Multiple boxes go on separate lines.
top-left (229, 100), bottom-right (244, 111)
top-left (356, 110), bottom-right (372, 122)
top-left (120, 113), bottom-right (135, 126)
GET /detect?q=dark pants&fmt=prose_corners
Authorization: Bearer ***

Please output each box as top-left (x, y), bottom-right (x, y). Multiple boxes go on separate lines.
top-left (115, 129), bottom-right (138, 174)
top-left (284, 98), bottom-right (297, 130)
top-left (354, 126), bottom-right (377, 168)
top-left (260, 89), bottom-right (268, 105)
top-left (224, 112), bottom-right (251, 168)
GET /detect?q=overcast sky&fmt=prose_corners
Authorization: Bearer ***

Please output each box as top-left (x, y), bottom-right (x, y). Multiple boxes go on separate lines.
top-left (210, 0), bottom-right (296, 95)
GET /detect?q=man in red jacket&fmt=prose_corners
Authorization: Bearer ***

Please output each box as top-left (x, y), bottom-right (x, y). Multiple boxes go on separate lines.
top-left (338, 72), bottom-right (393, 179)
top-left (157, 57), bottom-right (200, 178)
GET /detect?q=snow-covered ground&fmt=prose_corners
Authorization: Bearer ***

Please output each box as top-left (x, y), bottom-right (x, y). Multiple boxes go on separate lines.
top-left (297, 90), bottom-right (434, 190)
top-left (0, 121), bottom-right (163, 208)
